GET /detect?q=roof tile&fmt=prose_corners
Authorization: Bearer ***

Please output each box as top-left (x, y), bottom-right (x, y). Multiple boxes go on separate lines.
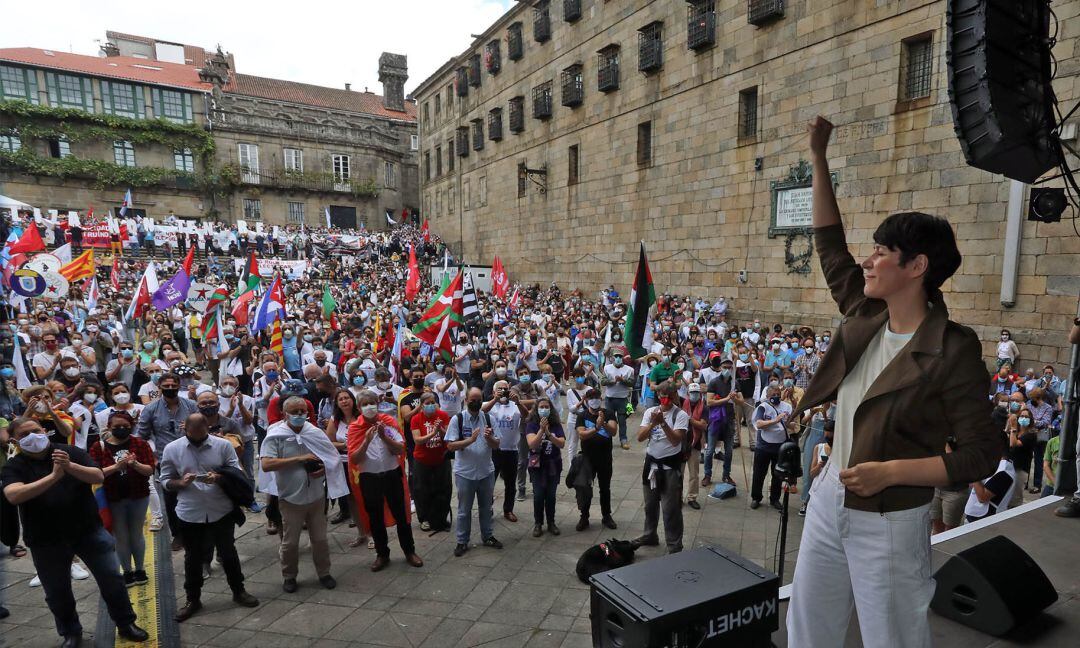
top-left (0, 47), bottom-right (211, 92)
top-left (225, 73), bottom-right (416, 122)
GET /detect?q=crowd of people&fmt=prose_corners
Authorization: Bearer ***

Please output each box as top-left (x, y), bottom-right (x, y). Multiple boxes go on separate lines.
top-left (0, 205), bottom-right (1076, 646)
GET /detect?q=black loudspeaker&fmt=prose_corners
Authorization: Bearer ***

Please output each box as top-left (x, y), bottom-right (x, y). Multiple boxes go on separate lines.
top-left (589, 545), bottom-right (778, 647)
top-left (946, 1), bottom-right (1061, 183)
top-left (931, 535), bottom-right (1058, 635)
top-left (1028, 186), bottom-right (1067, 222)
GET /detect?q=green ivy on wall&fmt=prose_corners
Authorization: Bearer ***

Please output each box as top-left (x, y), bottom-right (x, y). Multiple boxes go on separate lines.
top-left (0, 148), bottom-right (192, 189)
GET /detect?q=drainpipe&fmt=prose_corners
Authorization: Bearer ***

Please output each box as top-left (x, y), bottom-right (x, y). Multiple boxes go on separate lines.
top-left (999, 180), bottom-right (1027, 307)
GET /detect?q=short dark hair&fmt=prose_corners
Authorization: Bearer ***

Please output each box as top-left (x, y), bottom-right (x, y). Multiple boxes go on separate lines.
top-left (872, 212), bottom-right (961, 293)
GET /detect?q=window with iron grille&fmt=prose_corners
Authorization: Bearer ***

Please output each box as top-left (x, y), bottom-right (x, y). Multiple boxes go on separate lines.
top-left (456, 127), bottom-right (470, 157)
top-left (488, 108), bottom-right (504, 141)
top-left (561, 65), bottom-right (583, 107)
top-left (598, 46), bottom-right (620, 92)
top-left (747, 0), bottom-right (784, 26)
top-left (448, 139), bottom-right (455, 170)
top-left (564, 0), bottom-right (582, 23)
top-left (568, 144), bottom-right (579, 186)
top-left (900, 35), bottom-right (933, 101)
top-left (436, 145), bottom-right (443, 175)
top-left (533, 82), bottom-right (553, 119)
top-left (638, 22), bottom-right (663, 72)
top-left (423, 102), bottom-right (430, 126)
top-left (455, 67), bottom-right (469, 96)
top-left (534, 1), bottom-right (551, 43)
top-left (687, 1), bottom-right (717, 51)
top-left (472, 119), bottom-right (484, 151)
top-left (508, 22), bottom-right (524, 60)
top-left (424, 152), bottom-right (431, 180)
top-left (509, 96), bottom-right (525, 132)
top-left (637, 121), bottom-right (652, 167)
top-left (435, 94), bottom-right (441, 120)
top-left (739, 87), bottom-right (758, 139)
top-left (486, 40), bottom-right (502, 75)
top-left (469, 54), bottom-right (482, 87)
top-left (243, 198), bottom-right (262, 220)
top-left (518, 163), bottom-right (527, 197)
top-left (385, 161), bottom-right (396, 188)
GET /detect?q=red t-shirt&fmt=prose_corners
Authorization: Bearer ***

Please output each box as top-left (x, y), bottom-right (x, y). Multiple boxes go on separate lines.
top-left (409, 410), bottom-right (451, 466)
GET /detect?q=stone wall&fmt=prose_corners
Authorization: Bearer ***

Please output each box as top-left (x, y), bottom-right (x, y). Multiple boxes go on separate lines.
top-left (414, 0), bottom-right (1080, 369)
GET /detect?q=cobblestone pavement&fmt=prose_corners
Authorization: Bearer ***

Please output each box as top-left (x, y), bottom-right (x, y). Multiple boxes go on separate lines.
top-left (0, 412), bottom-right (806, 647)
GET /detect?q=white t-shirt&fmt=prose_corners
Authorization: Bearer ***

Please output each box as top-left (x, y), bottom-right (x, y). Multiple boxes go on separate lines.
top-left (964, 459), bottom-right (1016, 520)
top-left (454, 344), bottom-right (472, 374)
top-left (358, 424), bottom-right (404, 474)
top-left (833, 324), bottom-right (914, 470)
top-left (641, 406), bottom-right (690, 459)
top-left (489, 401), bottom-right (523, 451)
top-left (436, 378), bottom-right (464, 415)
top-left (521, 340), bottom-right (541, 371)
top-left (603, 364), bottom-right (635, 399)
top-left (32, 351), bottom-right (59, 379)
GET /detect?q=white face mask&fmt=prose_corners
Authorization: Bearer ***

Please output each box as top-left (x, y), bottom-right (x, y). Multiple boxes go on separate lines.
top-left (18, 432), bottom-right (50, 454)
top-left (221, 385), bottom-right (237, 396)
top-left (35, 402), bottom-right (51, 414)
top-left (361, 404), bottom-right (378, 418)
top-left (377, 381), bottom-right (390, 390)
top-left (84, 393), bottom-right (98, 404)
top-left (64, 367), bottom-right (81, 378)
top-left (586, 398), bottom-right (602, 410)
top-left (113, 393), bottom-right (131, 405)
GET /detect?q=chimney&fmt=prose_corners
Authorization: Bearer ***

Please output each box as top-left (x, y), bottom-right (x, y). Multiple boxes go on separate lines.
top-left (378, 52), bottom-right (408, 112)
top-left (345, 83), bottom-right (351, 91)
top-left (100, 42), bottom-right (120, 57)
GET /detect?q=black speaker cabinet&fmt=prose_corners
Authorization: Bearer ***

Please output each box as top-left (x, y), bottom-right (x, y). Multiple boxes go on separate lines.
top-left (931, 535), bottom-right (1058, 635)
top-left (589, 545), bottom-right (778, 648)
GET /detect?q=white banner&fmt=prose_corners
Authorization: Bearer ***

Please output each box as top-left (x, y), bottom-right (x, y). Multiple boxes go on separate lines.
top-left (233, 258), bottom-right (309, 280)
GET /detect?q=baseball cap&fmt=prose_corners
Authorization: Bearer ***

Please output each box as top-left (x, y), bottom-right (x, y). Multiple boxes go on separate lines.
top-left (281, 379), bottom-right (306, 396)
top-left (688, 383), bottom-right (702, 393)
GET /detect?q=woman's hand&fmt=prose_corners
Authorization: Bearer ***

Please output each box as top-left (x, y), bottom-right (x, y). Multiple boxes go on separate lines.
top-left (839, 461), bottom-right (894, 498)
top-left (808, 116), bottom-right (834, 158)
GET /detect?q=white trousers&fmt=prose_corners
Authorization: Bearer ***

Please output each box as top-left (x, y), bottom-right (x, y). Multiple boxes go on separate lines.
top-left (564, 412), bottom-right (579, 462)
top-left (787, 462), bottom-right (934, 648)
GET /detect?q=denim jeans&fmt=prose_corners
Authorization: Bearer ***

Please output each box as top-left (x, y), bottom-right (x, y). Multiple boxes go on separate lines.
top-left (531, 473), bottom-right (559, 526)
top-left (110, 497), bottom-right (149, 573)
top-left (703, 416), bottom-right (734, 481)
top-left (240, 440), bottom-right (256, 492)
top-left (800, 421), bottom-right (825, 505)
top-left (605, 397), bottom-right (629, 443)
top-left (29, 526), bottom-right (137, 637)
top-left (455, 472), bottom-right (496, 545)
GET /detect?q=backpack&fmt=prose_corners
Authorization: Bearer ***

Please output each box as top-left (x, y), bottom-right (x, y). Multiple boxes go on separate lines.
top-left (709, 482), bottom-right (738, 500)
top-left (576, 538), bottom-right (637, 583)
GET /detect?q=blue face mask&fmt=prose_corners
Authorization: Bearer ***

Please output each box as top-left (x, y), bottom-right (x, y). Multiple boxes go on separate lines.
top-left (519, 375), bottom-right (531, 384)
top-left (422, 403), bottom-right (437, 415)
top-left (574, 376), bottom-right (585, 385)
top-left (353, 375), bottom-right (366, 386)
top-left (149, 373), bottom-right (161, 384)
top-left (0, 367), bottom-right (14, 379)
top-left (738, 354), bottom-right (749, 362)
top-left (1009, 402), bottom-right (1021, 412)
top-left (121, 349), bottom-right (134, 359)
top-left (288, 414), bottom-right (307, 429)
top-left (265, 371), bottom-right (279, 382)
top-left (783, 379), bottom-right (794, 388)
top-left (1017, 417), bottom-right (1031, 427)
top-left (537, 408), bottom-right (551, 418)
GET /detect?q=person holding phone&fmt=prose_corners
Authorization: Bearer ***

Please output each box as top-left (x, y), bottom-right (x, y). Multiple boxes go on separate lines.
top-left (749, 386), bottom-right (793, 511)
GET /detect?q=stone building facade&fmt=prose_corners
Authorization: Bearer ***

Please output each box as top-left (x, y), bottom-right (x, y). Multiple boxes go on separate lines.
top-left (413, 0), bottom-right (1080, 367)
top-left (0, 32), bottom-right (419, 229)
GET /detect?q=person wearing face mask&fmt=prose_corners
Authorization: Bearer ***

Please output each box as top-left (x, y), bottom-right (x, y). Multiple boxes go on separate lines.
top-left (106, 342), bottom-right (139, 390)
top-left (22, 385), bottom-right (76, 446)
top-left (68, 382), bottom-right (106, 449)
top-left (435, 364), bottom-right (466, 416)
top-left (160, 413), bottom-right (259, 621)
top-left (261, 397), bottom-right (348, 593)
top-left (55, 356), bottom-right (85, 392)
top-left (215, 377), bottom-right (258, 510)
top-left (444, 388), bottom-right (503, 557)
top-left (1, 417), bottom-right (150, 645)
top-left (996, 329), bottom-right (1020, 369)
top-left (280, 325), bottom-right (302, 375)
top-left (409, 392), bottom-right (452, 533)
top-left (524, 398), bottom-right (565, 537)
top-left (484, 380), bottom-right (528, 523)
top-left (749, 386), bottom-right (792, 511)
top-left (1005, 405), bottom-right (1036, 509)
top-left (346, 392), bottom-right (422, 572)
top-left (564, 367), bottom-right (590, 460)
top-left (481, 360), bottom-right (515, 400)
top-left (793, 338), bottom-right (820, 389)
top-left (134, 373), bottom-right (198, 552)
top-left (602, 351), bottom-right (636, 450)
top-left (681, 383), bottom-right (708, 510)
top-left (138, 366), bottom-right (164, 405)
top-left (62, 333), bottom-right (97, 372)
top-left (31, 333), bottom-right (63, 382)
top-left (574, 388), bottom-right (618, 531)
top-left (521, 329), bottom-right (543, 381)
top-left (88, 412), bottom-right (156, 587)
top-left (510, 368), bottom-right (542, 501)
top-left (634, 382), bottom-right (689, 553)
top-left (989, 363), bottom-right (1019, 397)
top-left (1025, 387), bottom-right (1055, 494)
top-left (798, 401), bottom-right (835, 517)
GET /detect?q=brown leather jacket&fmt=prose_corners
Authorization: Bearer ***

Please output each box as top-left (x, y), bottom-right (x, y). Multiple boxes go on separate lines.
top-left (794, 225), bottom-right (1002, 512)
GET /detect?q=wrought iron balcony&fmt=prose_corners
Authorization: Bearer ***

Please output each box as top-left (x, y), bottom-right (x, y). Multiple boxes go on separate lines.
top-left (687, 1), bottom-right (717, 50)
top-left (455, 67), bottom-right (468, 96)
top-left (471, 119), bottom-right (484, 151)
top-left (468, 54), bottom-right (482, 87)
top-left (748, 0), bottom-right (784, 26)
top-left (488, 108), bottom-right (503, 141)
top-left (564, 0), bottom-right (581, 23)
top-left (509, 97), bottom-right (525, 132)
top-left (561, 65), bottom-right (584, 107)
top-left (455, 127), bottom-right (469, 157)
top-left (534, 1), bottom-right (551, 43)
top-left (598, 48), bottom-right (620, 92)
top-left (508, 22), bottom-right (524, 60)
top-left (638, 22), bottom-right (663, 72)
top-left (533, 83), bottom-right (553, 119)
top-left (485, 40), bottom-right (501, 75)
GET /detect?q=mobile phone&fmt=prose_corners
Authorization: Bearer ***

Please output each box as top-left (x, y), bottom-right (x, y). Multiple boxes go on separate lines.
top-left (195, 473), bottom-right (212, 483)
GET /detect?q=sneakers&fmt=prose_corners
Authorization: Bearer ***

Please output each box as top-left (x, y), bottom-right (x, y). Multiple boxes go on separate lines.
top-left (282, 578), bottom-right (298, 593)
top-left (601, 516), bottom-right (618, 530)
top-left (516, 489), bottom-right (526, 502)
top-left (576, 517), bottom-right (589, 532)
top-left (249, 502), bottom-right (264, 514)
top-left (232, 590), bottom-right (259, 607)
top-left (202, 563), bottom-right (212, 581)
top-left (533, 524), bottom-right (543, 537)
top-left (798, 503), bottom-right (807, 517)
top-left (1055, 497), bottom-right (1080, 517)
top-left (420, 521), bottom-right (431, 531)
top-left (124, 572), bottom-right (137, 588)
top-left (132, 570), bottom-right (149, 585)
top-left (149, 516), bottom-right (163, 532)
top-left (70, 563), bottom-right (90, 580)
top-left (548, 524), bottom-right (560, 536)
top-left (29, 574), bottom-right (41, 587)
top-left (454, 543), bottom-right (469, 557)
top-left (482, 536), bottom-right (504, 549)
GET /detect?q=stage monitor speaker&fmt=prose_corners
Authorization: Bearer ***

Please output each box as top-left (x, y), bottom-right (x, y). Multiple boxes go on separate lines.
top-left (931, 535), bottom-right (1057, 636)
top-left (946, 0), bottom-right (1061, 183)
top-left (589, 545), bottom-right (778, 648)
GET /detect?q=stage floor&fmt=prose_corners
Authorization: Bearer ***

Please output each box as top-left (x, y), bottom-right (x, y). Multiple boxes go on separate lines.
top-left (772, 497), bottom-right (1080, 647)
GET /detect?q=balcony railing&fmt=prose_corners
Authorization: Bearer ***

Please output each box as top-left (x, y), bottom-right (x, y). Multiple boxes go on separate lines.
top-left (688, 1), bottom-right (717, 50)
top-left (455, 127), bottom-right (469, 157)
top-left (533, 84), bottom-right (553, 119)
top-left (534, 2), bottom-right (551, 42)
top-left (485, 40), bottom-right (501, 74)
top-left (748, 0), bottom-right (784, 26)
top-left (639, 23), bottom-right (663, 72)
top-left (471, 120), bottom-right (484, 151)
top-left (564, 0), bottom-right (581, 23)
top-left (508, 22), bottom-right (524, 60)
top-left (488, 109), bottom-right (503, 141)
top-left (509, 97), bottom-right (525, 132)
top-left (455, 68), bottom-right (468, 96)
top-left (468, 54), bottom-right (482, 87)
top-left (236, 169), bottom-right (377, 195)
top-left (561, 66), bottom-right (583, 107)
top-left (598, 49), bottom-right (620, 92)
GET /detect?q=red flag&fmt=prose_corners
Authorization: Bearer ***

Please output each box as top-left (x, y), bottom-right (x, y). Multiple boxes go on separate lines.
top-left (86, 207), bottom-right (94, 220)
top-left (405, 244), bottom-right (420, 301)
top-left (491, 255), bottom-right (509, 298)
top-left (508, 285), bottom-right (520, 312)
top-left (232, 289), bottom-right (255, 326)
top-left (181, 244), bottom-right (195, 275)
top-left (110, 258), bottom-right (121, 292)
top-left (421, 219), bottom-right (430, 243)
top-left (9, 225), bottom-right (45, 254)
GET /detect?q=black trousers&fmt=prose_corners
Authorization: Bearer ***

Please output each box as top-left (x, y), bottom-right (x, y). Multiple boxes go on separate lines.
top-left (179, 515), bottom-right (245, 602)
top-left (751, 444), bottom-right (782, 504)
top-left (576, 446), bottom-right (613, 519)
top-left (492, 449), bottom-right (519, 514)
top-left (413, 460), bottom-right (452, 530)
top-left (358, 468), bottom-right (415, 558)
top-left (0, 489), bottom-right (19, 548)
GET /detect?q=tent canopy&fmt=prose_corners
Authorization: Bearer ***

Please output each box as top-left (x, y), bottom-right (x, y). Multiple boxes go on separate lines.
top-left (0, 194), bottom-right (33, 210)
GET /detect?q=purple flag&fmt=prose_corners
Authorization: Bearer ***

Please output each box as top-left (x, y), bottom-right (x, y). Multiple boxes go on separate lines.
top-left (152, 268), bottom-right (191, 310)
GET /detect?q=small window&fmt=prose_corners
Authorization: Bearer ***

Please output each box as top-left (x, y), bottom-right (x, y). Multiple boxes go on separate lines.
top-left (385, 161), bottom-right (396, 188)
top-left (1, 65), bottom-right (38, 103)
top-left (463, 179), bottom-right (471, 210)
top-left (332, 154), bottom-right (351, 182)
top-left (48, 138), bottom-right (71, 159)
top-left (637, 121), bottom-right (652, 167)
top-left (534, 1), bottom-right (552, 43)
top-left (561, 64), bottom-right (584, 107)
top-left (436, 145), bottom-right (443, 175)
top-left (435, 94), bottom-right (442, 119)
top-left (568, 144), bottom-right (579, 186)
top-left (283, 147), bottom-right (303, 172)
top-left (113, 140), bottom-right (136, 167)
top-left (174, 148), bottom-right (195, 172)
top-left (533, 82), bottom-right (553, 119)
top-left (287, 201), bottom-right (305, 224)
top-left (243, 198), bottom-right (262, 220)
top-left (102, 81), bottom-right (141, 118)
top-left (639, 22), bottom-right (664, 72)
top-left (410, 134), bottom-right (419, 150)
top-left (508, 22), bottom-right (524, 60)
top-left (598, 46), bottom-right (620, 92)
top-left (50, 73), bottom-right (89, 110)
top-left (738, 87), bottom-right (758, 139)
top-left (472, 118), bottom-right (484, 151)
top-left (424, 152), bottom-right (432, 180)
top-left (901, 35), bottom-right (933, 101)
top-left (687, 1), bottom-right (717, 51)
top-left (748, 0), bottom-right (785, 26)
top-left (488, 107), bottom-right (504, 141)
top-left (153, 88), bottom-right (192, 123)
top-left (479, 176), bottom-right (487, 206)
top-left (448, 139), bottom-right (455, 170)
top-left (509, 96), bottom-right (525, 133)
top-left (423, 102), bottom-right (430, 125)
top-left (0, 134), bottom-right (21, 152)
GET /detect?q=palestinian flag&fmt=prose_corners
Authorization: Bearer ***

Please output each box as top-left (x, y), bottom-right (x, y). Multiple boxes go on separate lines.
top-left (321, 285), bottom-right (339, 330)
top-left (411, 269), bottom-right (464, 359)
top-left (199, 286), bottom-right (230, 340)
top-left (622, 243), bottom-right (656, 359)
top-left (235, 250), bottom-right (261, 296)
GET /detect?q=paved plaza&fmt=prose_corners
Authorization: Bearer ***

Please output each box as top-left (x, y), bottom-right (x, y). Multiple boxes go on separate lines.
top-left (0, 412), bottom-right (806, 648)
